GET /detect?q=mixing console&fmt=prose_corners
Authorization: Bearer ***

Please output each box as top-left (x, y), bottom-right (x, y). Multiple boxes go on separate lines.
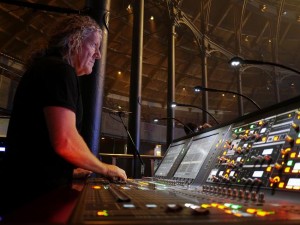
top-left (70, 96), bottom-right (300, 225)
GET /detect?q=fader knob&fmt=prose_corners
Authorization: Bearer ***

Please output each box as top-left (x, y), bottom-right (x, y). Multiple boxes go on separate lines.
top-left (258, 192), bottom-right (265, 203)
top-left (230, 176), bottom-right (237, 183)
top-left (254, 178), bottom-right (262, 184)
top-left (247, 178), bottom-right (254, 184)
top-left (238, 190), bottom-right (244, 198)
top-left (227, 188), bottom-right (232, 196)
top-left (191, 208), bottom-right (210, 216)
top-left (274, 163), bottom-right (283, 170)
top-left (212, 175), bottom-right (220, 182)
top-left (281, 148), bottom-right (291, 155)
top-left (222, 187), bottom-right (227, 195)
top-left (251, 191), bottom-right (257, 201)
top-left (285, 135), bottom-right (294, 144)
top-left (253, 133), bottom-right (261, 141)
top-left (241, 177), bottom-right (247, 183)
top-left (264, 155), bottom-right (272, 163)
top-left (232, 189), bottom-right (238, 198)
top-left (269, 176), bottom-right (280, 184)
top-left (244, 190), bottom-right (250, 200)
top-left (218, 187), bottom-right (222, 194)
top-left (165, 204), bottom-right (183, 213)
top-left (214, 186), bottom-right (218, 193)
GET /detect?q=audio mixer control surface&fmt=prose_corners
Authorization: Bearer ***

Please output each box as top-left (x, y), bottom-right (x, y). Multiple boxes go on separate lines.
top-left (69, 177), bottom-right (300, 225)
top-left (70, 96), bottom-right (300, 225)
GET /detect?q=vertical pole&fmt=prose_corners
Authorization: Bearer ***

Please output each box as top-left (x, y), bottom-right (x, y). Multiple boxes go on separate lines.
top-left (274, 70), bottom-right (281, 103)
top-left (128, 0), bottom-right (144, 178)
top-left (167, 22), bottom-right (176, 148)
top-left (236, 69), bottom-right (244, 116)
top-left (201, 48), bottom-right (208, 123)
top-left (200, 1), bottom-right (208, 123)
top-left (80, 0), bottom-right (110, 156)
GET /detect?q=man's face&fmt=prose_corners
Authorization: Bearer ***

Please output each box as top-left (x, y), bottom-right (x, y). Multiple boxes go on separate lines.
top-left (73, 31), bottom-right (101, 76)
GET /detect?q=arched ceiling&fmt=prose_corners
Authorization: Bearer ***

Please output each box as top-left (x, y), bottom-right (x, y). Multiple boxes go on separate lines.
top-left (0, 0), bottom-right (300, 127)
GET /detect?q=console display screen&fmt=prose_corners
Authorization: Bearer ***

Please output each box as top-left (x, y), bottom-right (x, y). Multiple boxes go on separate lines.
top-left (173, 133), bottom-right (218, 179)
top-left (154, 141), bottom-right (187, 177)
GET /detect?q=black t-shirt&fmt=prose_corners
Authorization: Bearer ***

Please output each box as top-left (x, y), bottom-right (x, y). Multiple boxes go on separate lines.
top-left (3, 55), bottom-right (82, 193)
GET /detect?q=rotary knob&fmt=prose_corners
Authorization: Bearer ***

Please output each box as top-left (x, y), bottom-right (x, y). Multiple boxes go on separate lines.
top-left (291, 122), bottom-right (299, 132)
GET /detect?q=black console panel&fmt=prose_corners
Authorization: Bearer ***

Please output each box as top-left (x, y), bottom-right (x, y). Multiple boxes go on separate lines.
top-left (70, 96), bottom-right (300, 225)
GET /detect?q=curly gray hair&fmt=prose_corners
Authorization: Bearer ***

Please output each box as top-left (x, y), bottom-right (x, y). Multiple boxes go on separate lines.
top-left (28, 15), bottom-right (102, 66)
top-left (49, 15), bottom-right (102, 64)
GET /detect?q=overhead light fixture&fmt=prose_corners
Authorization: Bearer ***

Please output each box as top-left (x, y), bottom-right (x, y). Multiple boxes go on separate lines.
top-left (153, 117), bottom-right (195, 134)
top-left (228, 56), bottom-right (300, 75)
top-left (150, 16), bottom-right (154, 21)
top-left (171, 102), bottom-right (219, 125)
top-left (260, 4), bottom-right (267, 13)
top-left (193, 85), bottom-right (261, 110)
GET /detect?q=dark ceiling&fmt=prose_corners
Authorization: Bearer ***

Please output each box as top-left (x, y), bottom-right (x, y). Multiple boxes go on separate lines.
top-left (1, 0), bottom-right (300, 128)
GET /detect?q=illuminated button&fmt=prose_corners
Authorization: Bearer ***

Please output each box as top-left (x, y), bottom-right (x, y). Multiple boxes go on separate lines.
top-left (278, 182), bottom-right (285, 188)
top-left (211, 203), bottom-right (219, 207)
top-left (201, 204), bottom-right (210, 208)
top-left (258, 120), bottom-right (266, 126)
top-left (256, 210), bottom-right (274, 217)
top-left (123, 203), bottom-right (135, 208)
top-left (246, 208), bottom-right (257, 214)
top-left (290, 152), bottom-right (296, 158)
top-left (287, 160), bottom-right (294, 166)
top-left (262, 137), bottom-right (267, 142)
top-left (256, 211), bottom-right (268, 217)
top-left (266, 166), bottom-right (272, 172)
top-left (230, 204), bottom-right (242, 210)
top-left (273, 136), bottom-right (279, 141)
top-left (146, 204), bottom-right (157, 208)
top-left (296, 138), bottom-right (300, 145)
top-left (217, 204), bottom-right (226, 209)
top-left (92, 185), bottom-right (101, 189)
top-left (97, 210), bottom-right (108, 217)
top-left (285, 167), bottom-right (291, 173)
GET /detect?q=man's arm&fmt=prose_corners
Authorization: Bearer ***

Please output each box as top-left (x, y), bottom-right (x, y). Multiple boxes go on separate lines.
top-left (43, 106), bottom-right (127, 180)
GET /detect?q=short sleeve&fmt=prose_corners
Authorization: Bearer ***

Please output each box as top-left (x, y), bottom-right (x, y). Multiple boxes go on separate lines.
top-left (39, 59), bottom-right (79, 113)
